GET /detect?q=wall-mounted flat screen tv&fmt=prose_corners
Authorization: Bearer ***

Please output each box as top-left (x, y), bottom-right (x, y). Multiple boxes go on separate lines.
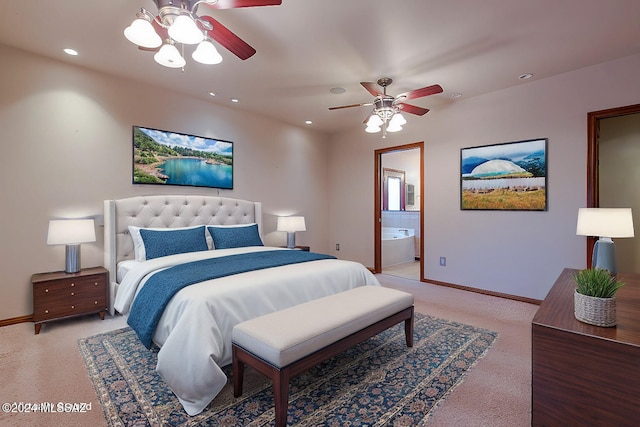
top-left (132, 126), bottom-right (233, 189)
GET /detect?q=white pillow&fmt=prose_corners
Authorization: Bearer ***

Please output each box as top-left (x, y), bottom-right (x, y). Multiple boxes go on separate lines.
top-left (128, 225), bottom-right (212, 261)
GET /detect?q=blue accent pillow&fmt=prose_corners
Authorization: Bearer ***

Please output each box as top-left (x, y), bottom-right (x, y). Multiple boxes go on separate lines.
top-left (207, 224), bottom-right (264, 249)
top-left (139, 226), bottom-right (208, 260)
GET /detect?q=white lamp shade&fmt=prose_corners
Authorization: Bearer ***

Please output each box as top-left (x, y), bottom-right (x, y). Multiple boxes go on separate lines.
top-left (124, 18), bottom-right (162, 48)
top-left (389, 112), bottom-right (407, 126)
top-left (168, 15), bottom-right (203, 45)
top-left (576, 208), bottom-right (634, 238)
top-left (277, 216), bottom-right (306, 232)
top-left (154, 43), bottom-right (186, 68)
top-left (386, 121), bottom-right (403, 132)
top-left (367, 114), bottom-right (383, 127)
top-left (47, 219), bottom-right (96, 245)
top-left (192, 40), bottom-right (223, 64)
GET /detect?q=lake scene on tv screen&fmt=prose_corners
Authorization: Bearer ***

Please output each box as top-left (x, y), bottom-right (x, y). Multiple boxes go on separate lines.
top-left (133, 126), bottom-right (233, 189)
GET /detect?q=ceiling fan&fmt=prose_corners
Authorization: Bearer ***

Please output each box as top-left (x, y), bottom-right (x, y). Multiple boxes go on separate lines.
top-left (329, 78), bottom-right (443, 136)
top-left (124, 0), bottom-right (282, 68)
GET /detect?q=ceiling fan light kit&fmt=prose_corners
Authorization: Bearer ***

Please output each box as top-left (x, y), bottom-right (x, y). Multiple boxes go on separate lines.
top-left (124, 1), bottom-right (282, 69)
top-left (330, 77), bottom-right (443, 138)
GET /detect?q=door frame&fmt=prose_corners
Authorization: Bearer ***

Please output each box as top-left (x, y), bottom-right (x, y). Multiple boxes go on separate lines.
top-left (586, 103), bottom-right (640, 266)
top-left (374, 142), bottom-right (424, 280)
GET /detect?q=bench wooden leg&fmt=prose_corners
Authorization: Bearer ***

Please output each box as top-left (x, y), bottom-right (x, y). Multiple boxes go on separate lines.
top-left (233, 346), bottom-right (244, 397)
top-left (273, 369), bottom-right (290, 427)
top-left (405, 307), bottom-right (414, 347)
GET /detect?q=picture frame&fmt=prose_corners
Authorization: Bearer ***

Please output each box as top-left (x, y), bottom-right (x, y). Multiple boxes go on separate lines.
top-left (132, 126), bottom-right (233, 190)
top-left (460, 138), bottom-right (547, 211)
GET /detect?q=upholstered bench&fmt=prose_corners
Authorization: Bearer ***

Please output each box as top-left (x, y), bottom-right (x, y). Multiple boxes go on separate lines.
top-left (231, 285), bottom-right (414, 427)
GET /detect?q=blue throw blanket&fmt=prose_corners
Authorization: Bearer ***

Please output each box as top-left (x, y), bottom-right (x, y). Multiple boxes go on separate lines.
top-left (128, 250), bottom-right (336, 348)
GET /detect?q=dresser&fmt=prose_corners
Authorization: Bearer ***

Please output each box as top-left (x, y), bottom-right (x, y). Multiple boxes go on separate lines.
top-left (32, 266), bottom-right (108, 334)
top-left (531, 268), bottom-right (640, 426)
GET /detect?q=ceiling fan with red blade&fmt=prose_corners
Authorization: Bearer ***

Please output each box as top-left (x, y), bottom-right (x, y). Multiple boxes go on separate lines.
top-left (329, 77), bottom-right (443, 116)
top-left (329, 77), bottom-right (443, 136)
top-left (125, 0), bottom-right (282, 66)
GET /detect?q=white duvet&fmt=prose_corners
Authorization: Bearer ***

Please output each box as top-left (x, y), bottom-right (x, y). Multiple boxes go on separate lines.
top-left (114, 246), bottom-right (380, 416)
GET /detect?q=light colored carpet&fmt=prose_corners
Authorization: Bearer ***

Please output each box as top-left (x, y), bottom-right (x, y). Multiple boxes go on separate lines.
top-left (0, 274), bottom-right (538, 426)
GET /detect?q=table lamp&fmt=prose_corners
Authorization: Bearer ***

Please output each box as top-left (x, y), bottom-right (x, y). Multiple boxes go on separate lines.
top-left (47, 219), bottom-right (96, 273)
top-left (576, 208), bottom-right (634, 275)
top-left (277, 216), bottom-right (306, 249)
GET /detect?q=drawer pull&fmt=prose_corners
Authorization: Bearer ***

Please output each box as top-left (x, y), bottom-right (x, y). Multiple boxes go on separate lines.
top-left (45, 310), bottom-right (49, 314)
top-left (94, 301), bottom-right (98, 305)
top-left (94, 282), bottom-right (98, 285)
top-left (71, 283), bottom-right (75, 287)
top-left (71, 292), bottom-right (75, 296)
top-left (71, 305), bottom-right (75, 309)
top-left (45, 289), bottom-right (49, 293)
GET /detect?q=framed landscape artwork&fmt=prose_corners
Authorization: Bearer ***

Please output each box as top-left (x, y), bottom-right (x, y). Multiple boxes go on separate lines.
top-left (460, 138), bottom-right (547, 211)
top-left (132, 126), bottom-right (233, 189)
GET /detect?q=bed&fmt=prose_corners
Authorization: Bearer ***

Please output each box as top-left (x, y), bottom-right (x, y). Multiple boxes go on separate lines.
top-left (103, 195), bottom-right (380, 416)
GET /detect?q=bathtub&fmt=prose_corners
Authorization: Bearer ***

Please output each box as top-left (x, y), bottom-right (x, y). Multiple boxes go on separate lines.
top-left (382, 227), bottom-right (416, 268)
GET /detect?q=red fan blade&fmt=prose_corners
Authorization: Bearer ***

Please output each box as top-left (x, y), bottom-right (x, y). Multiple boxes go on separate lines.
top-left (200, 15), bottom-right (256, 60)
top-left (202, 0), bottom-right (282, 9)
top-left (360, 82), bottom-right (382, 97)
top-left (396, 103), bottom-right (430, 116)
top-left (400, 84), bottom-right (443, 100)
top-left (329, 102), bottom-right (373, 110)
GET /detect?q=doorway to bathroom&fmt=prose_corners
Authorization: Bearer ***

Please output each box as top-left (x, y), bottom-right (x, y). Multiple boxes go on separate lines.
top-left (374, 142), bottom-right (424, 281)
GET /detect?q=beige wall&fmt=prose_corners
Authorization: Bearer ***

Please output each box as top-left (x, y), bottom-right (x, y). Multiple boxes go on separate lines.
top-left (0, 44), bottom-right (330, 319)
top-left (3, 42), bottom-right (640, 319)
top-left (599, 113), bottom-right (640, 272)
top-left (328, 53), bottom-right (640, 300)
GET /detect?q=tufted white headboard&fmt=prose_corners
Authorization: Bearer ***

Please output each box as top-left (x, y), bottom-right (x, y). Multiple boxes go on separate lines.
top-left (103, 195), bottom-right (262, 313)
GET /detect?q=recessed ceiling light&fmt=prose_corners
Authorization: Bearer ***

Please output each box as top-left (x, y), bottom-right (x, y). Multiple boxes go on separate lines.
top-left (230, 98), bottom-right (239, 103)
top-left (209, 92), bottom-right (216, 97)
top-left (451, 93), bottom-right (462, 99)
top-left (330, 87), bottom-right (346, 94)
top-left (63, 48), bottom-right (78, 56)
top-left (519, 73), bottom-right (534, 80)
top-left (305, 120), bottom-right (313, 125)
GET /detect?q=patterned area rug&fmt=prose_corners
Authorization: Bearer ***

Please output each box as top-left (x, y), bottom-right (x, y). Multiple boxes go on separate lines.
top-left (79, 314), bottom-right (497, 426)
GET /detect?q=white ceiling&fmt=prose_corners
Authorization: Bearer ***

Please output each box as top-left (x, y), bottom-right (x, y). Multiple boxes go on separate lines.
top-left (3, 0), bottom-right (640, 134)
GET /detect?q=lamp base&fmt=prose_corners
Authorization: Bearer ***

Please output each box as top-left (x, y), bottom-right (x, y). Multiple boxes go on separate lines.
top-left (65, 244), bottom-right (81, 273)
top-left (286, 232), bottom-right (296, 249)
top-left (593, 238), bottom-right (616, 275)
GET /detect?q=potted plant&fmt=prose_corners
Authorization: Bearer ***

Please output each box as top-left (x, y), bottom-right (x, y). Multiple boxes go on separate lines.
top-left (573, 268), bottom-right (624, 327)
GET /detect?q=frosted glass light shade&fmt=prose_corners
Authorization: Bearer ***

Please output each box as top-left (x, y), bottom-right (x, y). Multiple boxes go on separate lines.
top-left (168, 15), bottom-right (203, 45)
top-left (124, 18), bottom-right (162, 48)
top-left (367, 114), bottom-right (383, 127)
top-left (47, 219), bottom-right (96, 245)
top-left (154, 43), bottom-right (186, 68)
top-left (389, 112), bottom-right (406, 126)
top-left (277, 216), bottom-right (306, 232)
top-left (576, 208), bottom-right (634, 238)
top-left (192, 40), bottom-right (223, 64)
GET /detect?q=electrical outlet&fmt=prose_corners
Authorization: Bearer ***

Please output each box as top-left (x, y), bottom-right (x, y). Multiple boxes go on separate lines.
top-left (336, 243), bottom-right (340, 251)
top-left (439, 257), bottom-right (446, 267)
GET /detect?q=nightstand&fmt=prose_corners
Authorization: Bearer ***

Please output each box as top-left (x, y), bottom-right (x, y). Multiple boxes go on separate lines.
top-left (32, 266), bottom-right (108, 334)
